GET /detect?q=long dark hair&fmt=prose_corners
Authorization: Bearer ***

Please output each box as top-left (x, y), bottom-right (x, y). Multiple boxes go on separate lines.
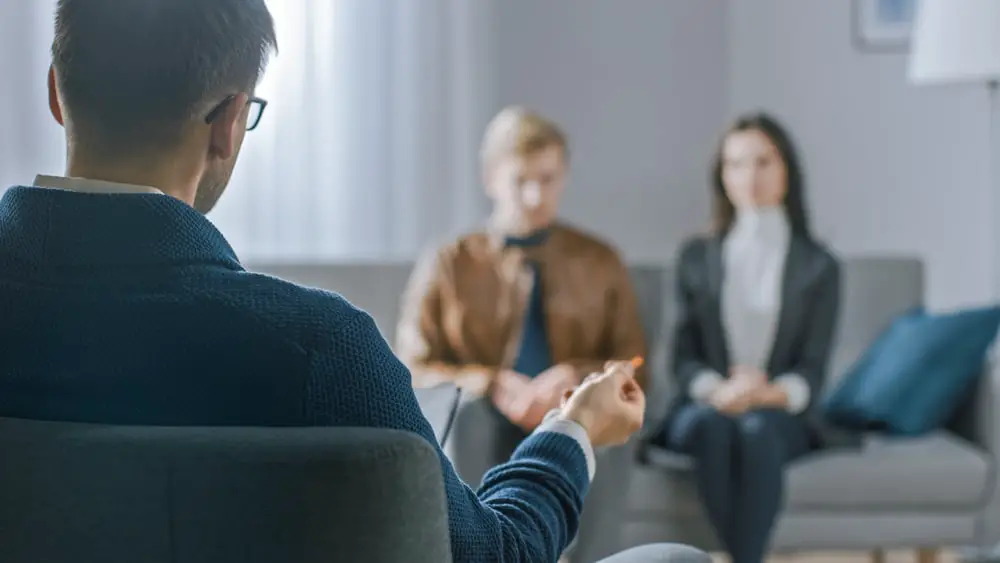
top-left (710, 112), bottom-right (811, 238)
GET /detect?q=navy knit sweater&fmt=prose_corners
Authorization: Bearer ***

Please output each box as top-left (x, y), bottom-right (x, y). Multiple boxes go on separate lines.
top-left (0, 186), bottom-right (590, 563)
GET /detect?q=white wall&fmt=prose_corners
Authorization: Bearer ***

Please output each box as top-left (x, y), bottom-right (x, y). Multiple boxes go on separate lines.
top-left (6, 0), bottom-right (991, 309)
top-left (0, 1), bottom-right (62, 187)
top-left (4, 0), bottom-right (729, 267)
top-left (490, 0), bottom-right (729, 264)
top-left (494, 0), bottom-right (993, 310)
top-left (728, 0), bottom-right (993, 310)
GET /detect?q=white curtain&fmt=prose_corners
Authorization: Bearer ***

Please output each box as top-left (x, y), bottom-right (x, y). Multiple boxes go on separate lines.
top-left (0, 1), bottom-right (63, 190)
top-left (0, 0), bottom-right (495, 262)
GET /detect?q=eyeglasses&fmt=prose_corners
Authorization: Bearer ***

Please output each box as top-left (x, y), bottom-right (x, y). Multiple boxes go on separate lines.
top-left (204, 95), bottom-right (268, 131)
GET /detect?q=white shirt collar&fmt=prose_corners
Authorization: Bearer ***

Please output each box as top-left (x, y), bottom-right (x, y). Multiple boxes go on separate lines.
top-left (727, 206), bottom-right (790, 247)
top-left (33, 174), bottom-right (163, 195)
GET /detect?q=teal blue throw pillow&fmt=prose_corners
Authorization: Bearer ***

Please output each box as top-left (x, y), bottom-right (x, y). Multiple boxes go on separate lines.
top-left (822, 305), bottom-right (1000, 436)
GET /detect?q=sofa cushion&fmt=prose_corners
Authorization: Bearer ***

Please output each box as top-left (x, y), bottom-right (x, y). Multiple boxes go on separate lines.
top-left (639, 431), bottom-right (993, 512)
top-left (785, 431), bottom-right (993, 511)
top-left (822, 306), bottom-right (1000, 436)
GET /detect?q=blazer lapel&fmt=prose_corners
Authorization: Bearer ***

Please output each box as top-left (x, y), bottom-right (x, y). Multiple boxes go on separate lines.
top-left (768, 236), bottom-right (810, 371)
top-left (705, 237), bottom-right (723, 297)
top-left (703, 237), bottom-right (730, 370)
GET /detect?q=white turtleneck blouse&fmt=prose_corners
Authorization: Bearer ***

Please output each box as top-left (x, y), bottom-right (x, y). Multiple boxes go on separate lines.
top-left (688, 207), bottom-right (810, 414)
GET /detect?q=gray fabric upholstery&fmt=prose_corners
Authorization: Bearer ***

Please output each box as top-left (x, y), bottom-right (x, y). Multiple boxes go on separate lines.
top-left (0, 418), bottom-right (451, 563)
top-left (252, 263), bottom-right (411, 341)
top-left (572, 444), bottom-right (636, 561)
top-left (597, 543), bottom-right (712, 563)
top-left (415, 383), bottom-right (462, 445)
top-left (785, 432), bottom-right (992, 510)
top-left (250, 258), bottom-right (1000, 553)
top-left (825, 259), bottom-right (925, 384)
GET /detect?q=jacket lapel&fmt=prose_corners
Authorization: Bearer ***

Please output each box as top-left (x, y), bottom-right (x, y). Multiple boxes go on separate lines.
top-left (767, 236), bottom-right (810, 372)
top-left (703, 238), bottom-right (730, 371)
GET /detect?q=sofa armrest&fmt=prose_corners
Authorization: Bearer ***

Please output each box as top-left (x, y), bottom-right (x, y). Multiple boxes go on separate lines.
top-left (976, 360), bottom-right (998, 456)
top-left (946, 360), bottom-right (997, 452)
top-left (943, 360), bottom-right (1000, 547)
top-left (975, 359), bottom-right (1000, 545)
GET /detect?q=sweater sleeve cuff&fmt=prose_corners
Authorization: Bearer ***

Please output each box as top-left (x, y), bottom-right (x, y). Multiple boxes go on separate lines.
top-left (689, 369), bottom-right (724, 402)
top-left (535, 411), bottom-right (596, 482)
top-left (774, 372), bottom-right (810, 414)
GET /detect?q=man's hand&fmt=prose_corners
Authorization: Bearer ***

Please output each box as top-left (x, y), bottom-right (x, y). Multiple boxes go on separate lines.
top-left (532, 364), bottom-right (578, 410)
top-left (492, 370), bottom-right (550, 431)
top-left (491, 369), bottom-right (531, 413)
top-left (558, 360), bottom-right (645, 447)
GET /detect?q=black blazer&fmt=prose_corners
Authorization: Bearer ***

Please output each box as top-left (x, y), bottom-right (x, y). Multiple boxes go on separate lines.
top-left (666, 234), bottom-right (848, 445)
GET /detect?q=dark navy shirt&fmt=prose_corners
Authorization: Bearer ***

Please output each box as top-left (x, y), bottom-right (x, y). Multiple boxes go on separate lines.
top-left (506, 230), bottom-right (554, 378)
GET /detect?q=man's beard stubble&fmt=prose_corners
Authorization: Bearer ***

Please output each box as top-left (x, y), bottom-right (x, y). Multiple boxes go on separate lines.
top-left (192, 163), bottom-right (233, 214)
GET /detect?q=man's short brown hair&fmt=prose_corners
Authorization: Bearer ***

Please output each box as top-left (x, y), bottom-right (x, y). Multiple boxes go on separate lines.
top-left (53, 0), bottom-right (277, 155)
top-left (480, 107), bottom-right (568, 170)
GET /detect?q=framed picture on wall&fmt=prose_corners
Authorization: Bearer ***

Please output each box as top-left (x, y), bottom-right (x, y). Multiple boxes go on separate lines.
top-left (853, 0), bottom-right (917, 52)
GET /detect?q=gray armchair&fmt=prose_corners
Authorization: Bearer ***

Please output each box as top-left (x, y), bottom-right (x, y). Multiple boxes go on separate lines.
top-left (0, 419), bottom-right (452, 563)
top-left (625, 258), bottom-right (1000, 557)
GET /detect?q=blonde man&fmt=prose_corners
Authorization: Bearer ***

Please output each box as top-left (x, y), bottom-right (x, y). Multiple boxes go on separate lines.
top-left (397, 107), bottom-right (648, 562)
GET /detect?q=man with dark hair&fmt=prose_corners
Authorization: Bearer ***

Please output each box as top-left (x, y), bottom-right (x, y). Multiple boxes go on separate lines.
top-left (0, 2), bottom-right (676, 563)
top-left (47, 0), bottom-right (275, 213)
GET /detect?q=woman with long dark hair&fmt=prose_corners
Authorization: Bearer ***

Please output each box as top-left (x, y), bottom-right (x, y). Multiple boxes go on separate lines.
top-left (659, 113), bottom-right (841, 563)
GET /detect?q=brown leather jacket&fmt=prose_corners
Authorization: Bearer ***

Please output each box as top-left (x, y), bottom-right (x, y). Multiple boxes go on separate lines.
top-left (395, 222), bottom-right (647, 396)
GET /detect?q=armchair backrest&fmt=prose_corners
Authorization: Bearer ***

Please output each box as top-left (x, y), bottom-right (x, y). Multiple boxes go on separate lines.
top-left (0, 419), bottom-right (451, 563)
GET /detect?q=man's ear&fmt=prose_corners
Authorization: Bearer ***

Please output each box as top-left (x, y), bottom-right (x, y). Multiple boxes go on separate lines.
top-left (48, 66), bottom-right (64, 126)
top-left (208, 93), bottom-right (248, 161)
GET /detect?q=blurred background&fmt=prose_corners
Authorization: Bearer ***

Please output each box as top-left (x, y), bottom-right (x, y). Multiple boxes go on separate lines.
top-left (1, 0), bottom-right (992, 311)
top-left (2, 1), bottom-right (999, 562)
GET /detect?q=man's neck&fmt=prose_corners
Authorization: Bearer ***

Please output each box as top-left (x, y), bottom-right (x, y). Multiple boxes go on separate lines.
top-left (66, 156), bottom-right (198, 205)
top-left (489, 215), bottom-right (553, 239)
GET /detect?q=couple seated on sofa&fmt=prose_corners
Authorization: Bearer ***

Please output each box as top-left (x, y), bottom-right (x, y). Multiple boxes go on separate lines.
top-left (396, 106), bottom-right (841, 563)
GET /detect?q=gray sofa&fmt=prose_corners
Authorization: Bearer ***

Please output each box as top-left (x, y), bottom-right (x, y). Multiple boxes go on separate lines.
top-left (627, 258), bottom-right (1000, 555)
top-left (252, 258), bottom-right (1000, 556)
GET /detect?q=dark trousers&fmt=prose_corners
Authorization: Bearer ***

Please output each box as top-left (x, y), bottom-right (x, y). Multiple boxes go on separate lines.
top-left (666, 404), bottom-right (810, 563)
top-left (447, 397), bottom-right (632, 562)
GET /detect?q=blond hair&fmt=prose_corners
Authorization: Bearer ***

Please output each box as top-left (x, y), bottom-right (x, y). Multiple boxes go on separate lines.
top-left (480, 106), bottom-right (568, 170)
